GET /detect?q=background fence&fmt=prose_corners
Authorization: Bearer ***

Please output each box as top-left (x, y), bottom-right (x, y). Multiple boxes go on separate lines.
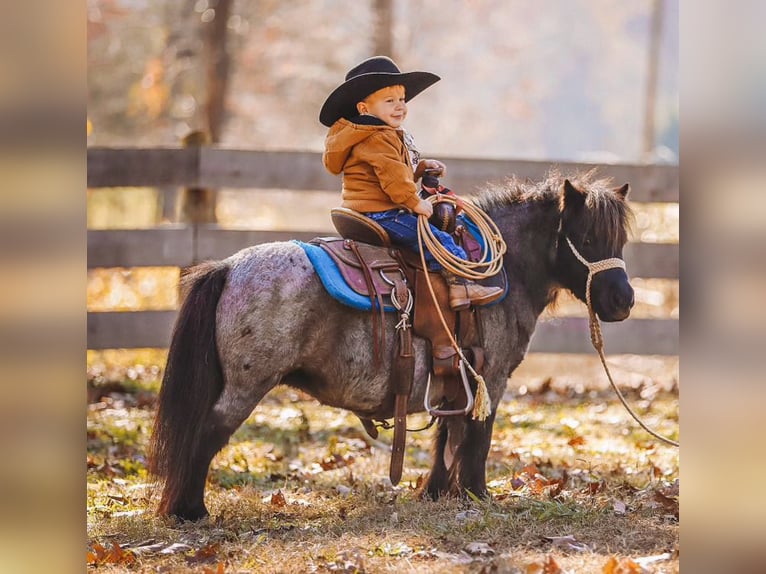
top-left (87, 148), bottom-right (678, 354)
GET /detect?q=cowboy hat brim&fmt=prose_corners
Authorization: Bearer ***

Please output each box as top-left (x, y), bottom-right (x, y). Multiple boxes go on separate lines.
top-left (319, 70), bottom-right (440, 127)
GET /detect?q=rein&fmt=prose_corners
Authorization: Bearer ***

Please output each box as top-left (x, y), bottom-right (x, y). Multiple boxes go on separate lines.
top-left (564, 237), bottom-right (679, 448)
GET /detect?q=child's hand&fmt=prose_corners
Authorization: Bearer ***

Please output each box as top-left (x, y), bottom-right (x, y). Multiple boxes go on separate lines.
top-left (415, 159), bottom-right (447, 180)
top-left (413, 199), bottom-right (434, 217)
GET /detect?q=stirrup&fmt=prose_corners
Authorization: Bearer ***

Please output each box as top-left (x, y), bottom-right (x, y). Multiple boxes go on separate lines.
top-left (423, 359), bottom-right (474, 417)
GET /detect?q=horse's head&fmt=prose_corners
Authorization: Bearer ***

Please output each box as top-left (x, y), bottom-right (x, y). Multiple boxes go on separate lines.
top-left (556, 176), bottom-right (634, 322)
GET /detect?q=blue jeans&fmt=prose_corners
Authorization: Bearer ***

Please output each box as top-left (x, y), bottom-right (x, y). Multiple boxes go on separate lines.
top-left (366, 209), bottom-right (467, 272)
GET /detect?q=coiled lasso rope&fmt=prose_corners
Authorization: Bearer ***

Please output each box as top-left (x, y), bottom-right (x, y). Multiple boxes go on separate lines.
top-left (416, 195), bottom-right (507, 421)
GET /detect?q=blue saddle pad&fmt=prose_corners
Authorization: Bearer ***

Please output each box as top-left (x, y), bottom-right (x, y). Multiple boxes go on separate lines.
top-left (294, 221), bottom-right (507, 312)
top-left (294, 240), bottom-right (396, 312)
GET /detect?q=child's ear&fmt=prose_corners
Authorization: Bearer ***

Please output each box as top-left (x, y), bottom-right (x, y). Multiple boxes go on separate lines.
top-left (356, 102), bottom-right (367, 114)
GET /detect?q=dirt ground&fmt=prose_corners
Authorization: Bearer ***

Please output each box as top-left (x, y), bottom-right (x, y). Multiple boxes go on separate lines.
top-left (87, 351), bottom-right (678, 573)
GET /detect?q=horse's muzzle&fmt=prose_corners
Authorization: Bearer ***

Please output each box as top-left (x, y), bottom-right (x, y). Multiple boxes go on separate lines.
top-left (594, 270), bottom-right (634, 322)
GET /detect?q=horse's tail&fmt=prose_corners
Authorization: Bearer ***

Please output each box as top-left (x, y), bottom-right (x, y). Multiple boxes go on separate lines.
top-left (149, 260), bottom-right (229, 515)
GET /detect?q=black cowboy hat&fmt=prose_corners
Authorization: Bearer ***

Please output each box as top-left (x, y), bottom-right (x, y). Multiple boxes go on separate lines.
top-left (319, 56), bottom-right (440, 127)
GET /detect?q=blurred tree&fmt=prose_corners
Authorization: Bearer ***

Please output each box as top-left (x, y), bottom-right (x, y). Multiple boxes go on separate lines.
top-left (373, 0), bottom-right (393, 58)
top-left (177, 130), bottom-right (216, 224)
top-left (87, 0), bottom-right (677, 163)
top-left (643, 0), bottom-right (663, 159)
top-left (203, 0), bottom-right (233, 143)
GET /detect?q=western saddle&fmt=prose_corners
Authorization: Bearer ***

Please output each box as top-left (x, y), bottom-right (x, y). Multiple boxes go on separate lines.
top-left (310, 207), bottom-right (497, 485)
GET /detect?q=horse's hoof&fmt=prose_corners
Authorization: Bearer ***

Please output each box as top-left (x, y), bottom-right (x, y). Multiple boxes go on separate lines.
top-left (165, 505), bottom-right (209, 522)
top-left (417, 480), bottom-right (447, 502)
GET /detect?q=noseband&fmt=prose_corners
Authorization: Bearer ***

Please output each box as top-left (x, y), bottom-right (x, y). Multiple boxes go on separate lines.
top-left (564, 236), bottom-right (626, 322)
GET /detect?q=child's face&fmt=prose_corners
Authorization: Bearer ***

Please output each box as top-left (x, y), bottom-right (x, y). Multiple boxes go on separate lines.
top-left (358, 85), bottom-right (407, 128)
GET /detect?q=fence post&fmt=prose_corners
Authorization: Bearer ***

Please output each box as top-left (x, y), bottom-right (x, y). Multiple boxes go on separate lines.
top-left (177, 130), bottom-right (217, 264)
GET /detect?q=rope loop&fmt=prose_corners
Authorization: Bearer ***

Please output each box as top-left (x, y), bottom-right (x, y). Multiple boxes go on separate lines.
top-left (418, 195), bottom-right (506, 280)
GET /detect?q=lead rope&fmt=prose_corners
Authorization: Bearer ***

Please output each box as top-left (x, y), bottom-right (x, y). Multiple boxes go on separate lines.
top-left (565, 237), bottom-right (679, 448)
top-left (416, 195), bottom-right (507, 421)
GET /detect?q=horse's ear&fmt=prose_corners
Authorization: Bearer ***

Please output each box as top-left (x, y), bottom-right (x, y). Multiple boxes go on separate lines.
top-left (614, 183), bottom-right (630, 200)
top-left (562, 178), bottom-right (585, 207)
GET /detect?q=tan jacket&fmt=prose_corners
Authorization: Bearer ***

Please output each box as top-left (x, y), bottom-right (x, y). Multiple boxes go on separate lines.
top-left (323, 118), bottom-right (420, 213)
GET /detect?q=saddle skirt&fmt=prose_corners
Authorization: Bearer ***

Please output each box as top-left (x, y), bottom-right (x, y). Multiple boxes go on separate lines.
top-left (295, 226), bottom-right (507, 312)
top-left (295, 239), bottom-right (399, 311)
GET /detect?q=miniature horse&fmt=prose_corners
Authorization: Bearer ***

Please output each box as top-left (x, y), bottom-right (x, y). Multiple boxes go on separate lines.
top-left (149, 171), bottom-right (634, 520)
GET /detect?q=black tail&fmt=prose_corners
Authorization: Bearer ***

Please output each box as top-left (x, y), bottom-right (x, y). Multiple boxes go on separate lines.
top-left (149, 260), bottom-right (229, 516)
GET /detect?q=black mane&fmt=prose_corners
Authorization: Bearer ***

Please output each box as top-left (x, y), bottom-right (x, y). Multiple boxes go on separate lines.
top-left (473, 168), bottom-right (633, 252)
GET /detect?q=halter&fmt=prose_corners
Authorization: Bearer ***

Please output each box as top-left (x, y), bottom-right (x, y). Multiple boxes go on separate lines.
top-left (563, 235), bottom-right (679, 448)
top-left (564, 236), bottom-right (625, 346)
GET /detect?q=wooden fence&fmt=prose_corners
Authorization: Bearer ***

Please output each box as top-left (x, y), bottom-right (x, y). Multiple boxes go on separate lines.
top-left (87, 148), bottom-right (678, 355)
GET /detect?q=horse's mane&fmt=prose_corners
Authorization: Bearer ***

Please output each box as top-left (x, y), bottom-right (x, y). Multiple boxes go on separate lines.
top-left (473, 168), bottom-right (633, 252)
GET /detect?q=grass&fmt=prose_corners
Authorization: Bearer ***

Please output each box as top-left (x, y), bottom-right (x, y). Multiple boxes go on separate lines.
top-left (87, 363), bottom-right (679, 573)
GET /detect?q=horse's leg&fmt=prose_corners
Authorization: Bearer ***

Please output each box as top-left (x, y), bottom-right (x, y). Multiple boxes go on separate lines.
top-left (452, 410), bottom-right (497, 499)
top-left (420, 417), bottom-right (466, 500)
top-left (165, 375), bottom-right (280, 520)
top-left (420, 419), bottom-right (450, 500)
top-left (420, 409), bottom-right (496, 500)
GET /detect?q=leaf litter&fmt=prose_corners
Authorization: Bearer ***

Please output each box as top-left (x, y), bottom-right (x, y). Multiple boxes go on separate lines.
top-left (87, 370), bottom-right (678, 573)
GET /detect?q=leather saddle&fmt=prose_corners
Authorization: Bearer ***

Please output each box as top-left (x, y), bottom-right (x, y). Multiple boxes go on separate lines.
top-left (310, 207), bottom-right (500, 485)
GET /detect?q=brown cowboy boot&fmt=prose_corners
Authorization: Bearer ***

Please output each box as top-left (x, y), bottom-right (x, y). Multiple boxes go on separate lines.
top-left (441, 271), bottom-right (504, 311)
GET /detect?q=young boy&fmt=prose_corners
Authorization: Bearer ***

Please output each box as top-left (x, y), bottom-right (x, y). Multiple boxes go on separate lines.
top-left (320, 56), bottom-right (503, 311)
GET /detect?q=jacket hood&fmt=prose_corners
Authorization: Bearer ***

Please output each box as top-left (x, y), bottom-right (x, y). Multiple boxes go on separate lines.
top-left (323, 117), bottom-right (392, 175)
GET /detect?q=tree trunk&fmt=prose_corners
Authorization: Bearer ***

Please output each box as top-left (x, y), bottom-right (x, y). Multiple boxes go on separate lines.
top-left (204, 0), bottom-right (232, 144)
top-left (373, 0), bottom-right (394, 58)
top-left (177, 130), bottom-right (217, 225)
top-left (643, 0), bottom-right (663, 159)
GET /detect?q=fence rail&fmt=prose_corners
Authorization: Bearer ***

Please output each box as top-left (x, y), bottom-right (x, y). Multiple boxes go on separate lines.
top-left (88, 147), bottom-right (679, 202)
top-left (87, 148), bottom-right (678, 354)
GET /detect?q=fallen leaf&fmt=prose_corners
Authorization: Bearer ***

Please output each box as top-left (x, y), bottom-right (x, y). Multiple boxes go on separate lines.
top-left (456, 509), bottom-right (482, 522)
top-left (511, 476), bottom-right (526, 490)
top-left (653, 490), bottom-right (679, 517)
top-left (317, 549), bottom-right (366, 571)
top-left (526, 555), bottom-right (562, 574)
top-left (112, 509), bottom-right (145, 518)
top-left (602, 555), bottom-right (642, 573)
top-left (548, 471), bottom-right (568, 498)
top-left (662, 479), bottom-right (679, 497)
top-left (567, 436), bottom-right (586, 447)
top-left (203, 564), bottom-right (225, 574)
top-left (634, 552), bottom-right (672, 567)
top-left (87, 542), bottom-right (136, 566)
top-left (159, 542), bottom-right (193, 555)
top-left (522, 463), bottom-right (541, 477)
top-left (87, 542), bottom-right (108, 564)
top-left (613, 499), bottom-right (627, 515)
top-left (588, 480), bottom-right (606, 494)
top-left (432, 550), bottom-right (474, 565)
top-left (543, 535), bottom-right (589, 552)
top-left (130, 540), bottom-right (166, 555)
top-left (320, 453), bottom-right (355, 470)
top-left (464, 541), bottom-right (494, 556)
top-left (373, 542), bottom-right (413, 557)
top-left (335, 484), bottom-right (352, 497)
top-left (270, 490), bottom-right (287, 507)
top-left (186, 542), bottom-right (220, 564)
top-left (108, 542), bottom-right (136, 565)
